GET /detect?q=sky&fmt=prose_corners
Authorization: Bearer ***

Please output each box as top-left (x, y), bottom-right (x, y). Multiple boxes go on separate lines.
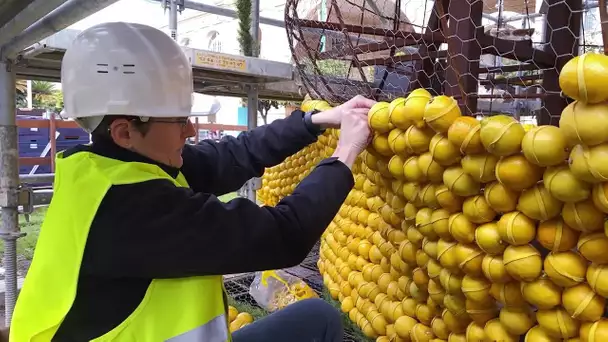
top-left (67, 0), bottom-right (201, 31)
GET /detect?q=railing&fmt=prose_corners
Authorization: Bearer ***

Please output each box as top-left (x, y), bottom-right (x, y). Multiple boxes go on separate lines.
top-left (18, 117), bottom-right (248, 172)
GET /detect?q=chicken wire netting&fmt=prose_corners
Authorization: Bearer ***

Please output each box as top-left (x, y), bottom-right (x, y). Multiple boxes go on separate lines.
top-left (285, 0), bottom-right (603, 125)
top-left (224, 242), bottom-right (363, 341)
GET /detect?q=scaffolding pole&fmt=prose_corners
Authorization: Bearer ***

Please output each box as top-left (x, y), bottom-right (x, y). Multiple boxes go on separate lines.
top-left (0, 0), bottom-right (121, 59)
top-left (0, 61), bottom-right (20, 326)
top-left (169, 0), bottom-right (178, 40)
top-left (244, 0), bottom-right (261, 202)
top-left (0, 0), bottom-right (70, 47)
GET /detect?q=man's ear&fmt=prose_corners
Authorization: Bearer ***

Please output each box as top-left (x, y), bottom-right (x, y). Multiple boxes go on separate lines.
top-left (109, 119), bottom-right (134, 148)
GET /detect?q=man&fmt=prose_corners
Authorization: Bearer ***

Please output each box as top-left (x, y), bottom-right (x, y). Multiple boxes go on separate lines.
top-left (10, 22), bottom-right (375, 342)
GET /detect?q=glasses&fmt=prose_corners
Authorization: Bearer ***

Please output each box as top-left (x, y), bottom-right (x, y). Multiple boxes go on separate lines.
top-left (147, 117), bottom-right (191, 130)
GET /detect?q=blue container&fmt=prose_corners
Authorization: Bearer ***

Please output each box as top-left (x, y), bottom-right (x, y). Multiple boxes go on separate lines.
top-left (20, 165), bottom-right (52, 175)
top-left (19, 142), bottom-right (49, 157)
top-left (57, 127), bottom-right (89, 142)
top-left (237, 106), bottom-right (248, 126)
top-left (373, 64), bottom-right (413, 97)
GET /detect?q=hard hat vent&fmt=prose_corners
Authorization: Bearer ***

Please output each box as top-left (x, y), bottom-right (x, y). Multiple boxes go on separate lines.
top-left (95, 63), bottom-right (136, 75)
top-left (96, 63), bottom-right (109, 74)
top-left (122, 64), bottom-right (135, 75)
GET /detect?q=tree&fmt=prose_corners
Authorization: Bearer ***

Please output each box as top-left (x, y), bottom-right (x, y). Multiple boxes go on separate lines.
top-left (236, 0), bottom-right (253, 57)
top-left (257, 99), bottom-right (279, 124)
top-left (31, 81), bottom-right (63, 110)
top-left (15, 80), bottom-right (27, 108)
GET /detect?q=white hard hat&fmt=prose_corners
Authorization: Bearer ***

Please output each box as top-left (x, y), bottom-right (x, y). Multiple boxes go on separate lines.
top-left (61, 22), bottom-right (194, 132)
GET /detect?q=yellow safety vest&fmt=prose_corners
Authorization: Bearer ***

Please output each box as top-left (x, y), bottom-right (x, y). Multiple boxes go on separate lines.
top-left (11, 150), bottom-right (230, 341)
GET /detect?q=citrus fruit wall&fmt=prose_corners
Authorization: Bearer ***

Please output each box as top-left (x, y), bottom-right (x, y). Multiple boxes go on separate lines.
top-left (257, 52), bottom-right (608, 342)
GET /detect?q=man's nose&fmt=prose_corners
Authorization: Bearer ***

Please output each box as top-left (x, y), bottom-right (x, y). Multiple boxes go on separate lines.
top-left (184, 120), bottom-right (197, 138)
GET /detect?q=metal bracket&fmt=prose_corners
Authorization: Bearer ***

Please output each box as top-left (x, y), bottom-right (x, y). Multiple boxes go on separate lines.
top-left (161, 0), bottom-right (185, 12)
top-left (17, 185), bottom-right (34, 217)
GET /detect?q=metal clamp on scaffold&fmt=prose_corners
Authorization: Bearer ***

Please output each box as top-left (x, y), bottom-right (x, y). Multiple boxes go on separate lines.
top-left (17, 185), bottom-right (34, 223)
top-left (161, 0), bottom-right (185, 12)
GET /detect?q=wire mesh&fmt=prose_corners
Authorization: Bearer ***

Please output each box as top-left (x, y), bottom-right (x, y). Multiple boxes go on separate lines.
top-left (223, 245), bottom-right (365, 342)
top-left (285, 0), bottom-right (600, 126)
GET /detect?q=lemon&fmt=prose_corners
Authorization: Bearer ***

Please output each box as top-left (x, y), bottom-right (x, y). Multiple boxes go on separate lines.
top-left (403, 88), bottom-right (432, 128)
top-left (559, 52), bottom-right (608, 103)
top-left (559, 100), bottom-right (608, 146)
top-left (521, 125), bottom-right (568, 166)
top-left (388, 97), bottom-right (412, 130)
top-left (543, 165), bottom-right (590, 202)
top-left (368, 101), bottom-right (393, 133)
top-left (447, 116), bottom-right (484, 154)
top-left (479, 115), bottom-right (525, 157)
top-left (495, 154), bottom-right (543, 191)
top-left (424, 95), bottom-right (462, 134)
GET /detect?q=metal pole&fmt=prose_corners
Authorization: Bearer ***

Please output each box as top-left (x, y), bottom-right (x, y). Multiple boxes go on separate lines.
top-left (0, 0), bottom-right (70, 47)
top-left (246, 85), bottom-right (259, 202)
top-left (0, 61), bottom-right (20, 326)
top-left (250, 0), bottom-right (260, 57)
top-left (0, 0), bottom-right (122, 59)
top-left (169, 0), bottom-right (178, 40)
top-left (243, 0), bottom-right (261, 202)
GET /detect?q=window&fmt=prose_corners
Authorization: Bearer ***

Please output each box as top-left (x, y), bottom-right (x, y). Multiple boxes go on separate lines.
top-left (207, 30), bottom-right (222, 52)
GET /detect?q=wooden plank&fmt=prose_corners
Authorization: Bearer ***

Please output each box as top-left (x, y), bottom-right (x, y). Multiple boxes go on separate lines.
top-left (16, 119), bottom-right (80, 129)
top-left (17, 120), bottom-right (49, 128)
top-left (19, 157), bottom-right (51, 166)
top-left (195, 123), bottom-right (248, 131)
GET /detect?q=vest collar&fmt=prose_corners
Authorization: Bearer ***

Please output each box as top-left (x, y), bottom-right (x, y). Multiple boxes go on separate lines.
top-left (82, 136), bottom-right (181, 179)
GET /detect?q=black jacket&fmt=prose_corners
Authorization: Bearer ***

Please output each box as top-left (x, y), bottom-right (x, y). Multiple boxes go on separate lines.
top-left (52, 111), bottom-right (354, 341)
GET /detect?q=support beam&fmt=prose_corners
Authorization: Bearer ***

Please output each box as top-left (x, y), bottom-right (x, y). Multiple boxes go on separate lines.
top-left (478, 63), bottom-right (537, 73)
top-left (0, 0), bottom-right (69, 47)
top-left (445, 0), bottom-right (483, 115)
top-left (478, 34), bottom-right (555, 67)
top-left (358, 50), bottom-right (448, 66)
top-left (0, 0), bottom-right (121, 59)
top-left (540, 0), bottom-right (582, 126)
top-left (415, 0), bottom-right (449, 94)
top-left (152, 0), bottom-right (285, 28)
top-left (0, 61), bottom-right (20, 326)
top-left (292, 19), bottom-right (445, 44)
top-left (317, 37), bottom-right (421, 59)
top-left (598, 0), bottom-right (608, 54)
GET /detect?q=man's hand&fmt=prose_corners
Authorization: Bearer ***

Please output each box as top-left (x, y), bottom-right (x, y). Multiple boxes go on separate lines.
top-left (331, 107), bottom-right (372, 169)
top-left (311, 95), bottom-right (377, 129)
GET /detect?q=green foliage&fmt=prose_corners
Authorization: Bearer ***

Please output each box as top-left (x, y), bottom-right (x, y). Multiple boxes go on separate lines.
top-left (301, 58), bottom-right (375, 82)
top-left (303, 58), bottom-right (350, 76)
top-left (258, 99), bottom-right (280, 124)
top-left (236, 0), bottom-right (253, 57)
top-left (14, 80), bottom-right (63, 111)
top-left (0, 207), bottom-right (47, 261)
top-left (227, 296), bottom-right (269, 321)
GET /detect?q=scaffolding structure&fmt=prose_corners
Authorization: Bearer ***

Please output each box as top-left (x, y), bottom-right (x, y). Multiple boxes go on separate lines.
top-left (0, 0), bottom-right (304, 325)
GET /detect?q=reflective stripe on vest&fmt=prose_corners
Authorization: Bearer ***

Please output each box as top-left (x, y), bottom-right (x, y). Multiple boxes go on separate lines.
top-left (167, 314), bottom-right (229, 342)
top-left (10, 150), bottom-right (230, 341)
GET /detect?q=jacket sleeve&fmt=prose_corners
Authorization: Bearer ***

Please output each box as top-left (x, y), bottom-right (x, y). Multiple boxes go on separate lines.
top-left (80, 158), bottom-right (353, 279)
top-left (180, 110), bottom-right (322, 196)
